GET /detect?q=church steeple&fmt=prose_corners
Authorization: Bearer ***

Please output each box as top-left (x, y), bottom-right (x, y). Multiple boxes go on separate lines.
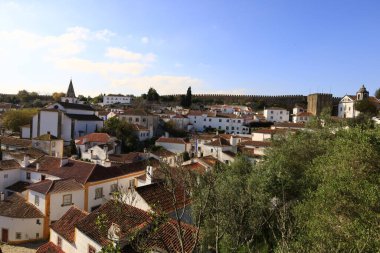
top-left (66, 79), bottom-right (76, 98)
top-left (356, 84), bottom-right (369, 101)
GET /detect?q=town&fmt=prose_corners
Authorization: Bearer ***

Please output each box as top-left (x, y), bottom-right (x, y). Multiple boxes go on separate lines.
top-left (0, 80), bottom-right (379, 252)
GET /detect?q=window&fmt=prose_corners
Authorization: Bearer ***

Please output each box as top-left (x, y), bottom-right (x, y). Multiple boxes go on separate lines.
top-left (41, 175), bottom-right (46, 180)
top-left (280, 111), bottom-right (283, 114)
top-left (36, 219), bottom-right (41, 225)
top-left (226, 119), bottom-right (229, 122)
top-left (62, 194), bottom-right (72, 206)
top-left (209, 119), bottom-right (211, 122)
top-left (219, 119), bottom-right (222, 122)
top-left (110, 184), bottom-right (118, 193)
top-left (271, 111), bottom-right (273, 114)
top-left (27, 172), bottom-right (31, 180)
top-left (35, 195), bottom-right (39, 206)
top-left (16, 233), bottom-right (21, 239)
top-left (4, 174), bottom-right (8, 179)
top-left (142, 118), bottom-right (146, 122)
top-left (232, 127), bottom-right (235, 130)
top-left (226, 126), bottom-right (229, 130)
top-left (57, 236), bottom-right (62, 248)
top-left (211, 149), bottom-right (214, 153)
top-left (135, 118), bottom-right (139, 122)
top-left (95, 187), bottom-right (103, 199)
top-left (237, 120), bottom-right (241, 123)
top-left (218, 126), bottom-right (221, 129)
top-left (88, 245), bottom-right (96, 253)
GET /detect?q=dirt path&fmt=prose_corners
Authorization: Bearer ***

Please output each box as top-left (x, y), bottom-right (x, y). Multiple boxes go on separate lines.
top-left (0, 240), bottom-right (46, 253)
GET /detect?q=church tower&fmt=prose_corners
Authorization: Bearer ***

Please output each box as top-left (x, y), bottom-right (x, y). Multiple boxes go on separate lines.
top-left (61, 79), bottom-right (79, 104)
top-left (356, 85), bottom-right (369, 101)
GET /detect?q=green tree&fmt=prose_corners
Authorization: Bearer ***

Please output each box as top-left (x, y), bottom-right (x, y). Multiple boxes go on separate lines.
top-left (181, 87), bottom-right (192, 108)
top-left (147, 88), bottom-right (160, 102)
top-left (2, 109), bottom-right (38, 132)
top-left (101, 117), bottom-right (139, 152)
top-left (375, 88), bottom-right (380, 99)
top-left (355, 98), bottom-right (378, 116)
top-left (52, 92), bottom-right (65, 102)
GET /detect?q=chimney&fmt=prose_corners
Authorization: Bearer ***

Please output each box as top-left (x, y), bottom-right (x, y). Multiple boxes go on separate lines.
top-left (165, 132), bottom-right (169, 138)
top-left (0, 192), bottom-right (4, 201)
top-left (146, 166), bottom-right (153, 185)
top-left (60, 157), bottom-right (69, 167)
top-left (36, 163), bottom-right (40, 171)
top-left (22, 155), bottom-right (30, 168)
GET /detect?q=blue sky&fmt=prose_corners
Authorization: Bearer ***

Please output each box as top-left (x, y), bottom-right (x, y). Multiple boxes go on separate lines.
top-left (1, 0), bottom-right (380, 97)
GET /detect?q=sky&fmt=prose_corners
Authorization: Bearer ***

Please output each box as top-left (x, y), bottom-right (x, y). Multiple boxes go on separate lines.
top-left (1, 0), bottom-right (380, 97)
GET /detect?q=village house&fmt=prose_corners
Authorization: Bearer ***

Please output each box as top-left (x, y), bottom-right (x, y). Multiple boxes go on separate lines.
top-left (117, 108), bottom-right (159, 136)
top-left (263, 107), bottom-right (290, 122)
top-left (131, 124), bottom-right (153, 141)
top-left (187, 110), bottom-right (249, 134)
top-left (155, 137), bottom-right (191, 155)
top-left (32, 133), bottom-right (64, 158)
top-left (27, 81), bottom-right (103, 143)
top-left (338, 85), bottom-right (380, 118)
top-left (37, 200), bottom-right (197, 253)
top-left (102, 94), bottom-right (132, 106)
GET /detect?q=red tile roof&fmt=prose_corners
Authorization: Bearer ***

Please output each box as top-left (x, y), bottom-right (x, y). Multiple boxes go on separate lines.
top-left (5, 181), bottom-right (31, 193)
top-left (24, 157), bottom-right (128, 184)
top-left (150, 148), bottom-right (175, 158)
top-left (205, 137), bottom-right (231, 147)
top-left (36, 242), bottom-right (65, 253)
top-left (0, 159), bottom-right (20, 171)
top-left (182, 162), bottom-right (207, 174)
top-left (108, 152), bottom-right (146, 164)
top-left (136, 182), bottom-right (191, 213)
top-left (0, 136), bottom-right (32, 148)
top-left (239, 140), bottom-right (271, 147)
top-left (156, 137), bottom-right (188, 144)
top-left (76, 133), bottom-right (112, 145)
top-left (50, 206), bottom-right (88, 243)
top-left (28, 179), bottom-right (83, 195)
top-left (0, 193), bottom-right (44, 218)
top-left (76, 200), bottom-right (152, 246)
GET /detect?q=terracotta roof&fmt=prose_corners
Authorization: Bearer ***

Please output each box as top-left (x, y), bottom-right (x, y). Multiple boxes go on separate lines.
top-left (187, 110), bottom-right (204, 116)
top-left (131, 124), bottom-right (149, 131)
top-left (108, 152), bottom-right (145, 164)
top-left (273, 122), bottom-right (306, 128)
top-left (0, 193), bottom-right (44, 218)
top-left (0, 159), bottom-right (20, 170)
top-left (50, 206), bottom-right (88, 243)
top-left (5, 181), bottom-right (31, 193)
top-left (65, 113), bottom-right (103, 121)
top-left (136, 182), bottom-right (191, 213)
top-left (295, 112), bottom-right (313, 117)
top-left (253, 129), bottom-right (276, 134)
top-left (76, 200), bottom-right (152, 246)
top-left (265, 107), bottom-right (287, 110)
top-left (182, 162), bottom-right (207, 174)
top-left (150, 148), bottom-right (175, 158)
top-left (118, 158), bottom-right (160, 175)
top-left (33, 133), bottom-right (60, 141)
top-left (0, 136), bottom-right (32, 148)
top-left (36, 242), bottom-right (65, 253)
top-left (143, 219), bottom-right (197, 253)
top-left (222, 151), bottom-right (237, 158)
top-left (76, 133), bottom-right (112, 145)
top-left (24, 157), bottom-right (126, 184)
top-left (57, 101), bottom-right (94, 111)
top-left (198, 156), bottom-right (219, 167)
top-left (156, 137), bottom-right (188, 144)
top-left (28, 179), bottom-right (83, 195)
top-left (3, 147), bottom-right (46, 160)
top-left (239, 140), bottom-right (271, 147)
top-left (205, 137), bottom-right (231, 147)
top-left (122, 108), bottom-right (152, 116)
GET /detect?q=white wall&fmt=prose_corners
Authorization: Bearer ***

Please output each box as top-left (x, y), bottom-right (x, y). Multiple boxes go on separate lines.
top-left (0, 216), bottom-right (44, 242)
top-left (28, 190), bottom-right (46, 215)
top-left (49, 229), bottom-right (77, 253)
top-left (87, 177), bottom-right (135, 212)
top-left (264, 109), bottom-right (289, 122)
top-left (75, 228), bottom-right (102, 253)
top-left (21, 170), bottom-right (60, 184)
top-left (187, 114), bottom-right (248, 134)
top-left (21, 127), bottom-right (31, 139)
top-left (0, 169), bottom-right (20, 192)
top-left (50, 190), bottom-right (85, 222)
top-left (156, 142), bottom-right (187, 154)
top-left (252, 133), bottom-right (272, 141)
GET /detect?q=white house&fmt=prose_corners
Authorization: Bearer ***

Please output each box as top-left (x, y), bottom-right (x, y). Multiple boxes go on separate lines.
top-left (155, 137), bottom-right (191, 154)
top-left (338, 85), bottom-right (380, 118)
top-left (263, 107), bottom-right (289, 122)
top-left (102, 94), bottom-right (132, 106)
top-left (292, 111), bottom-right (313, 123)
top-left (187, 111), bottom-right (249, 134)
top-left (0, 160), bottom-right (21, 193)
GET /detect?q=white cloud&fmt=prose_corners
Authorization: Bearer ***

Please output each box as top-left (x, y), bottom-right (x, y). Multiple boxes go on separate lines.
top-left (55, 57), bottom-right (147, 76)
top-left (105, 47), bottom-right (156, 62)
top-left (141, 36), bottom-right (149, 44)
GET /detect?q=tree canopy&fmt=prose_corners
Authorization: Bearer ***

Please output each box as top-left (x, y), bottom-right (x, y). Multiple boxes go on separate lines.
top-left (2, 108), bottom-right (38, 132)
top-left (146, 87), bottom-right (160, 102)
top-left (194, 126), bottom-right (380, 252)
